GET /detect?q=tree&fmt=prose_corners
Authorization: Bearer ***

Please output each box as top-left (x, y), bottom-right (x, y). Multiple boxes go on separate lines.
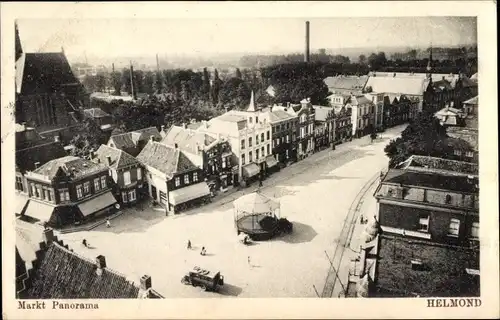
top-left (70, 118), bottom-right (108, 158)
top-left (235, 68), bottom-right (242, 79)
top-left (211, 69), bottom-right (222, 106)
top-left (202, 67), bottom-right (211, 99)
top-left (95, 74), bottom-right (106, 92)
top-left (358, 54), bottom-right (367, 64)
top-left (111, 71), bottom-right (122, 96)
top-left (154, 71), bottom-right (164, 93)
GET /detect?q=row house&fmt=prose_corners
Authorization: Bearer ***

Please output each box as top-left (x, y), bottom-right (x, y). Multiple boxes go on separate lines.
top-left (332, 105), bottom-right (353, 144)
top-left (324, 75), bottom-right (369, 97)
top-left (137, 141), bottom-right (211, 214)
top-left (161, 124), bottom-right (234, 191)
top-left (346, 94), bottom-right (375, 138)
top-left (107, 127), bottom-right (162, 157)
top-left (261, 105), bottom-right (299, 166)
top-left (382, 94), bottom-right (411, 128)
top-left (364, 92), bottom-right (385, 131)
top-left (16, 227), bottom-right (163, 299)
top-left (197, 92), bottom-right (273, 186)
top-left (364, 156), bottom-right (480, 297)
top-left (93, 145), bottom-right (146, 206)
top-left (292, 99), bottom-right (316, 160)
top-left (21, 156), bottom-right (117, 228)
top-left (312, 105), bottom-right (336, 151)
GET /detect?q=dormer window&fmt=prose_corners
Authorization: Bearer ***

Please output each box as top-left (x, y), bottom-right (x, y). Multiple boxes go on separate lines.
top-left (445, 194), bottom-right (452, 204)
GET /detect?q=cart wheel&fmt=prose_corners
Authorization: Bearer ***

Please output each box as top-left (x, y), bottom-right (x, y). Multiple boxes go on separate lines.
top-left (200, 285), bottom-right (207, 291)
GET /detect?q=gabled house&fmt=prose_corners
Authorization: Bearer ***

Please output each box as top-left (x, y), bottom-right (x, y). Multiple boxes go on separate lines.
top-left (346, 94), bottom-right (375, 138)
top-left (16, 227), bottom-right (163, 299)
top-left (161, 125), bottom-right (234, 191)
top-left (137, 141), bottom-right (211, 214)
top-left (332, 105), bottom-right (352, 144)
top-left (312, 105), bottom-right (336, 151)
top-left (21, 156), bottom-right (117, 228)
top-left (288, 99), bottom-right (315, 160)
top-left (382, 94), bottom-right (411, 128)
top-left (435, 106), bottom-right (467, 127)
top-left (83, 108), bottom-right (114, 132)
top-left (107, 127), bottom-right (162, 157)
top-left (93, 145), bottom-right (146, 206)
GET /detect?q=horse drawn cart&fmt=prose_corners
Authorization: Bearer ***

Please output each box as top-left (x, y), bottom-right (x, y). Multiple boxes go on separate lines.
top-left (181, 266), bottom-right (224, 292)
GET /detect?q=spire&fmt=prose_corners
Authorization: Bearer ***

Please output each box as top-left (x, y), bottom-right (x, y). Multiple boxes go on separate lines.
top-left (247, 90), bottom-right (256, 112)
top-left (15, 22), bottom-right (23, 61)
top-left (426, 43), bottom-right (433, 75)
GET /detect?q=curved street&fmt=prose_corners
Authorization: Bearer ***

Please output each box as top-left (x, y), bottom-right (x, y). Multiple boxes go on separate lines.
top-left (58, 125), bottom-right (406, 298)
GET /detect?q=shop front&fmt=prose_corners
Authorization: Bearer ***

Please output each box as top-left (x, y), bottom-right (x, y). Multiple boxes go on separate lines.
top-left (242, 163), bottom-right (261, 187)
top-left (168, 182), bottom-right (212, 214)
top-left (265, 155), bottom-right (279, 175)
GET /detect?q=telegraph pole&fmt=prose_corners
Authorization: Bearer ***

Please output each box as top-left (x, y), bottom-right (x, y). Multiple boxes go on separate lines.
top-left (324, 250), bottom-right (347, 296)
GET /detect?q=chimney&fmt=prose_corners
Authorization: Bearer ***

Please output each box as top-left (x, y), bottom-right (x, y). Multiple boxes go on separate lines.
top-left (34, 162), bottom-right (40, 169)
top-left (106, 156), bottom-right (112, 166)
top-left (224, 106), bottom-right (229, 113)
top-left (304, 21), bottom-right (310, 63)
top-left (43, 228), bottom-right (55, 244)
top-left (54, 135), bottom-right (60, 142)
top-left (140, 275), bottom-right (152, 291)
top-left (96, 255), bottom-right (107, 269)
top-left (182, 123), bottom-right (187, 129)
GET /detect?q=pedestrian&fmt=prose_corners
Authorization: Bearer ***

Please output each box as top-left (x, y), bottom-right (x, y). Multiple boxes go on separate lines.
top-left (200, 247), bottom-right (206, 256)
top-left (82, 239), bottom-right (88, 247)
top-left (187, 240), bottom-right (192, 250)
top-left (106, 219), bottom-right (111, 228)
top-left (247, 256), bottom-right (251, 266)
top-left (259, 180), bottom-right (263, 187)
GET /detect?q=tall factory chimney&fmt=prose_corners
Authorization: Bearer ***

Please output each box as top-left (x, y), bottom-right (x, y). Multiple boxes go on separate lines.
top-left (304, 21), bottom-right (310, 63)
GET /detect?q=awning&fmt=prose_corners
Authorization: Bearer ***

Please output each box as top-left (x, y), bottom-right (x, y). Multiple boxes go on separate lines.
top-left (242, 163), bottom-right (260, 178)
top-left (23, 199), bottom-right (55, 222)
top-left (78, 192), bottom-right (117, 217)
top-left (265, 156), bottom-right (279, 168)
top-left (100, 124), bottom-right (113, 131)
top-left (169, 182), bottom-right (211, 206)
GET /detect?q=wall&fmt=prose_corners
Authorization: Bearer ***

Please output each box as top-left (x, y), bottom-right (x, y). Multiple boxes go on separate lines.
top-left (167, 169), bottom-right (204, 191)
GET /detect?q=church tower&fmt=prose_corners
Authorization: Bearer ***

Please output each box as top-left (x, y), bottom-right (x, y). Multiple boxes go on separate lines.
top-left (426, 44), bottom-right (433, 79)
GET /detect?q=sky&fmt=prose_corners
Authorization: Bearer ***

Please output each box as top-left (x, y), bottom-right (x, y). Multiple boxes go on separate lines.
top-left (17, 17), bottom-right (477, 61)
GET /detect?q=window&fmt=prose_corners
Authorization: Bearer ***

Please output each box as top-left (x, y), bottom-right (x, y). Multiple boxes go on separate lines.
top-left (222, 157), bottom-right (227, 169)
top-left (184, 174), bottom-right (190, 184)
top-left (129, 190), bottom-right (137, 202)
top-left (418, 216), bottom-right (429, 232)
top-left (58, 188), bottom-right (70, 202)
top-left (193, 172), bottom-right (199, 182)
top-left (100, 176), bottom-right (107, 189)
top-left (445, 194), bottom-right (452, 204)
top-left (83, 181), bottom-right (90, 194)
top-left (301, 114), bottom-right (306, 123)
top-left (249, 151), bottom-right (253, 162)
top-left (256, 135), bottom-right (259, 144)
top-left (76, 185), bottom-right (83, 199)
top-left (276, 138), bottom-right (280, 146)
top-left (249, 117), bottom-right (253, 124)
top-left (286, 149), bottom-right (289, 158)
top-left (16, 176), bottom-right (23, 191)
top-left (249, 137), bottom-right (252, 147)
top-left (175, 177), bottom-right (180, 187)
top-left (267, 144), bottom-right (270, 155)
top-left (466, 151), bottom-right (474, 158)
top-left (448, 218), bottom-right (460, 236)
top-left (137, 167), bottom-right (142, 180)
top-left (267, 131), bottom-right (270, 140)
top-left (43, 189), bottom-right (48, 200)
top-left (261, 146), bottom-right (265, 156)
top-left (124, 171), bottom-right (131, 185)
top-left (36, 186), bottom-right (42, 198)
top-left (48, 190), bottom-right (54, 202)
top-left (122, 191), bottom-right (128, 203)
top-left (261, 133), bottom-right (265, 142)
top-left (471, 222), bottom-right (479, 239)
top-left (286, 135), bottom-right (290, 143)
top-left (241, 154), bottom-right (246, 165)
top-left (94, 178), bottom-right (101, 191)
top-left (300, 127), bottom-right (305, 138)
top-left (256, 149), bottom-right (259, 160)
top-left (453, 149), bottom-right (462, 156)
top-left (241, 139), bottom-right (245, 150)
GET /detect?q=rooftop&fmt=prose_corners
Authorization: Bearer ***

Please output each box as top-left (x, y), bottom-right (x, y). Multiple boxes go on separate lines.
top-left (382, 169), bottom-right (478, 193)
top-left (399, 155), bottom-right (478, 176)
top-left (373, 234), bottom-right (479, 297)
top-left (463, 96), bottom-right (478, 105)
top-left (94, 145), bottom-right (140, 170)
top-left (161, 126), bottom-right (218, 155)
top-left (365, 76), bottom-right (429, 96)
top-left (136, 141), bottom-right (198, 177)
top-left (84, 108), bottom-right (110, 118)
top-left (313, 105), bottom-right (334, 122)
top-left (31, 155), bottom-right (107, 181)
top-left (108, 127), bottom-right (161, 151)
top-left (323, 75), bottom-right (369, 91)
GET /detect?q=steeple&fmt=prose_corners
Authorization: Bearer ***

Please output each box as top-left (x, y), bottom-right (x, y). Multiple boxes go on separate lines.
top-left (247, 90), bottom-right (256, 112)
top-left (15, 22), bottom-right (23, 61)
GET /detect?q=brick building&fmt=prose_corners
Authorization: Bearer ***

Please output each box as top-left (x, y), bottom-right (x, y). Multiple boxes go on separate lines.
top-left (312, 105), bottom-right (336, 151)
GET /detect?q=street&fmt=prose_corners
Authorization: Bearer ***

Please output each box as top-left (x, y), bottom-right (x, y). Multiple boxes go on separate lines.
top-left (58, 125), bottom-right (406, 298)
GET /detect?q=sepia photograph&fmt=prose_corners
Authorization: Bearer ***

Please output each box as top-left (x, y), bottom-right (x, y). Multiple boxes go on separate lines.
top-left (2, 1), bottom-right (498, 319)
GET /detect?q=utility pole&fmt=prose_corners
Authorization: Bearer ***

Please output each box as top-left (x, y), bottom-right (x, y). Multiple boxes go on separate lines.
top-left (324, 250), bottom-right (347, 296)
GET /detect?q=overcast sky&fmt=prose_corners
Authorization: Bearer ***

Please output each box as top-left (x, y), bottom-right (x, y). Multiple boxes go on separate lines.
top-left (17, 17), bottom-right (477, 60)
